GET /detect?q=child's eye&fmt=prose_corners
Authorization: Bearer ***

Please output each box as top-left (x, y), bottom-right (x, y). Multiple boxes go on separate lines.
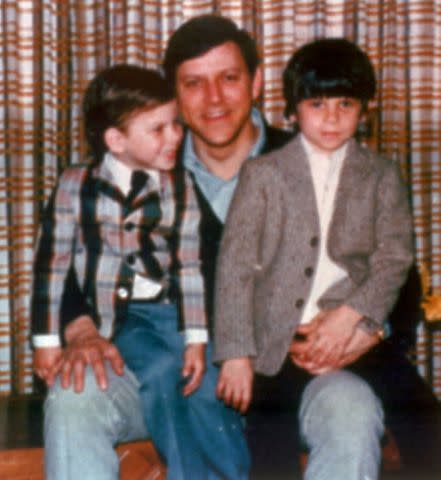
top-left (151, 124), bottom-right (164, 134)
top-left (339, 98), bottom-right (356, 108)
top-left (310, 99), bottom-right (323, 108)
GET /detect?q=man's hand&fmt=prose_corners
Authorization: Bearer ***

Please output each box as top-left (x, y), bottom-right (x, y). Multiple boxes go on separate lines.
top-left (50, 315), bottom-right (124, 393)
top-left (182, 343), bottom-right (206, 397)
top-left (216, 357), bottom-right (253, 414)
top-left (334, 327), bottom-right (380, 369)
top-left (290, 305), bottom-right (363, 374)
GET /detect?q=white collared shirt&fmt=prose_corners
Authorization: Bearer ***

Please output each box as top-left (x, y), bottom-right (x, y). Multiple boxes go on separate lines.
top-left (299, 135), bottom-right (349, 324)
top-left (106, 153), bottom-right (163, 300)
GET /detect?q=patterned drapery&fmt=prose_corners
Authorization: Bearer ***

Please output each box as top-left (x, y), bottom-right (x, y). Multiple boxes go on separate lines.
top-left (1, 0), bottom-right (440, 395)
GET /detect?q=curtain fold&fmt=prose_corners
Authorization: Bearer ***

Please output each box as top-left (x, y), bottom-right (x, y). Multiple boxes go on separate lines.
top-left (1, 0), bottom-right (440, 395)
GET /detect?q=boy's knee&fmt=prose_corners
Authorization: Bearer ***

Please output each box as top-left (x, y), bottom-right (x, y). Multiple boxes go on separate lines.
top-left (300, 371), bottom-right (384, 438)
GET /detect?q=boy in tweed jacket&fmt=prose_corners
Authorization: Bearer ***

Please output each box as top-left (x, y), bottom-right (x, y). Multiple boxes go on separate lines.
top-left (31, 64), bottom-right (249, 480)
top-left (214, 39), bottom-right (413, 479)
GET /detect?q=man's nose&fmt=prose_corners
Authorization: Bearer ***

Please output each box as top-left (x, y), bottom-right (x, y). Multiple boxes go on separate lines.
top-left (206, 80), bottom-right (222, 103)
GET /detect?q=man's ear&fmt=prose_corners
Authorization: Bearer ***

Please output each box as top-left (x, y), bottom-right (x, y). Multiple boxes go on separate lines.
top-left (251, 65), bottom-right (263, 101)
top-left (103, 127), bottom-right (126, 154)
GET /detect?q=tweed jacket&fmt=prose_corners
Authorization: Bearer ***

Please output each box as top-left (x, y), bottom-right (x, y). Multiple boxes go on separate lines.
top-left (213, 135), bottom-right (414, 375)
top-left (31, 161), bottom-right (205, 341)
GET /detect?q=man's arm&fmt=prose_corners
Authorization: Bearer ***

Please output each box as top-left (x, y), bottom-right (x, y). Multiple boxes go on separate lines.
top-left (49, 266), bottom-right (125, 392)
top-left (52, 315), bottom-right (124, 393)
top-left (289, 307), bottom-right (380, 374)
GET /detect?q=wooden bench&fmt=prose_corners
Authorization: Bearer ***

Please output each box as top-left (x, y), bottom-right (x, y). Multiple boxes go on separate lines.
top-left (0, 395), bottom-right (166, 479)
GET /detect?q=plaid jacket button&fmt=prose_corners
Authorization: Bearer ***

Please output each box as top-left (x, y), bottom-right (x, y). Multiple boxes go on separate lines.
top-left (117, 287), bottom-right (129, 300)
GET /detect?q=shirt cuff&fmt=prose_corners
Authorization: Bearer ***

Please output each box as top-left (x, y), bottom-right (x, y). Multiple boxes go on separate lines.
top-left (33, 334), bottom-right (61, 348)
top-left (184, 328), bottom-right (208, 345)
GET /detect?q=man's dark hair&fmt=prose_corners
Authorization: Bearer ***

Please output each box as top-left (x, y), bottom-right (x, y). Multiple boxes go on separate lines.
top-left (283, 38), bottom-right (376, 117)
top-left (163, 14), bottom-right (260, 83)
top-left (83, 64), bottom-right (174, 162)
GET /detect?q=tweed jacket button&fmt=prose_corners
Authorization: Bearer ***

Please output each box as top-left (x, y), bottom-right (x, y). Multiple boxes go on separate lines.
top-left (117, 287), bottom-right (129, 300)
top-left (304, 267), bottom-right (314, 277)
top-left (295, 299), bottom-right (304, 309)
top-left (310, 236), bottom-right (319, 247)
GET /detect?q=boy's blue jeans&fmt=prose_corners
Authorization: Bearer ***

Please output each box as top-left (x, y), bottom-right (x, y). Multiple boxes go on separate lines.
top-left (43, 302), bottom-right (250, 480)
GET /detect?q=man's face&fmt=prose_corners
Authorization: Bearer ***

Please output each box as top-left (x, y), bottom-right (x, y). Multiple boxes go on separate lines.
top-left (175, 41), bottom-right (262, 152)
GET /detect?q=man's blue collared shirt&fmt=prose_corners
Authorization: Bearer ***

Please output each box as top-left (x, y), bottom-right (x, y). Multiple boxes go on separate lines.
top-left (182, 107), bottom-right (266, 222)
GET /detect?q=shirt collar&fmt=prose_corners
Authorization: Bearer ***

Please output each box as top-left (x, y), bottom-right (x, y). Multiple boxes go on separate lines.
top-left (183, 107), bottom-right (266, 176)
top-left (103, 152), bottom-right (160, 196)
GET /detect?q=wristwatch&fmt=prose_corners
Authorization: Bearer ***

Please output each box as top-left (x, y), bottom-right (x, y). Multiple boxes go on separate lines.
top-left (357, 316), bottom-right (386, 341)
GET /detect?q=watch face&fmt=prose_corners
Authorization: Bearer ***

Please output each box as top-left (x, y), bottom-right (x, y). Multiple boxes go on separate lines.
top-left (359, 316), bottom-right (384, 339)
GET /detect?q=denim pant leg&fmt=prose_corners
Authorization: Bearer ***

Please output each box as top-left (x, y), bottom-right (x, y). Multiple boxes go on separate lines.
top-left (299, 370), bottom-right (384, 480)
top-left (115, 303), bottom-right (199, 479)
top-left (187, 342), bottom-right (250, 480)
top-left (44, 363), bottom-right (147, 480)
top-left (114, 302), bottom-right (250, 480)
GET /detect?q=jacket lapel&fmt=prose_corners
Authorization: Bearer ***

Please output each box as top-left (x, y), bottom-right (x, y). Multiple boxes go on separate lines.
top-left (277, 135), bottom-right (320, 230)
top-left (328, 139), bottom-right (376, 256)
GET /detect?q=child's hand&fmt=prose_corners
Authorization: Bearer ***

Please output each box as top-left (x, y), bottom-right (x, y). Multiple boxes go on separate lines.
top-left (182, 343), bottom-right (206, 396)
top-left (33, 346), bottom-right (63, 385)
top-left (216, 357), bottom-right (253, 414)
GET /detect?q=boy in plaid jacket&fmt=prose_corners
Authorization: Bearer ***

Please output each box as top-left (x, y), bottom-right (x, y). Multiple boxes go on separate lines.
top-left (31, 64), bottom-right (249, 480)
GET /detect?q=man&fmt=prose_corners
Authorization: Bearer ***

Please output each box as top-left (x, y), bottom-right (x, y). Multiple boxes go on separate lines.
top-left (37, 14), bottom-right (440, 480)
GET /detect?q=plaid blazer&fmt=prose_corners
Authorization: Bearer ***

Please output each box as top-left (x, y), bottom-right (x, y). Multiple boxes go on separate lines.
top-left (31, 160), bottom-right (206, 340)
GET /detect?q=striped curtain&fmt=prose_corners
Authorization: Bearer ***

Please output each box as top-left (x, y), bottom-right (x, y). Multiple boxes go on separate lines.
top-left (1, 0), bottom-right (440, 395)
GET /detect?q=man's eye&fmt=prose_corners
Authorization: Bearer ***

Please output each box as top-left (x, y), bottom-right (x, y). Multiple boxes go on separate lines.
top-left (224, 73), bottom-right (239, 82)
top-left (183, 79), bottom-right (200, 89)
